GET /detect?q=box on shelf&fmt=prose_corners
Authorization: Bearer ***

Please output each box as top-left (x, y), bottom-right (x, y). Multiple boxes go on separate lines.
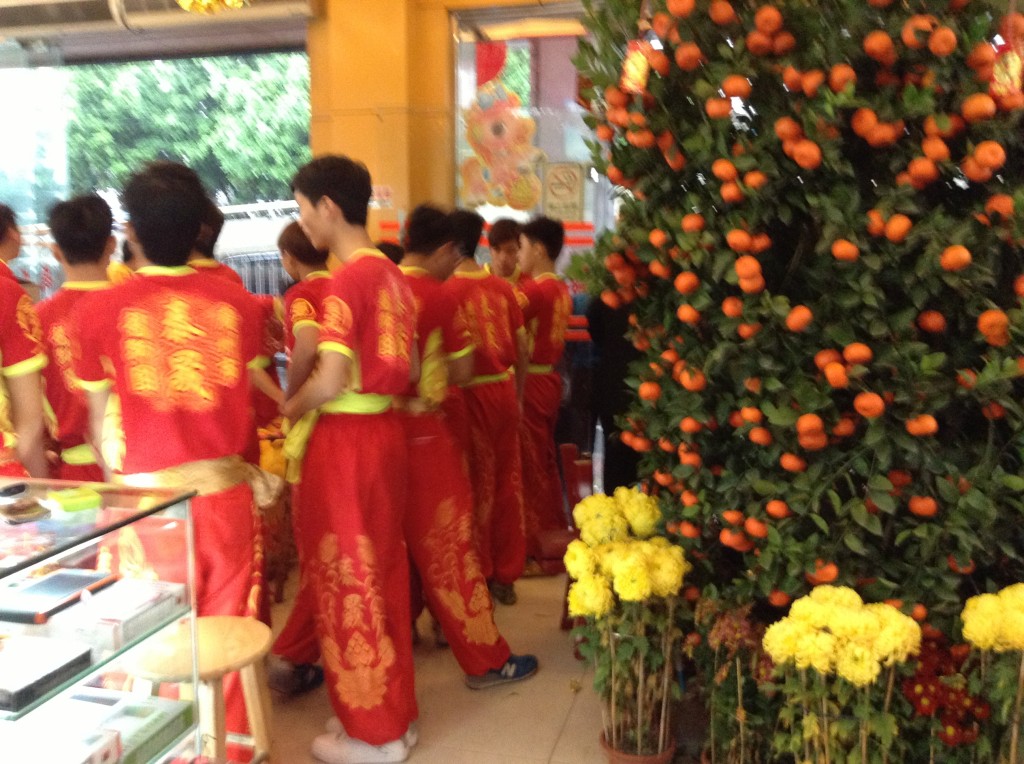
top-left (100, 695), bottom-right (194, 764)
top-left (0, 634), bottom-right (92, 712)
top-left (47, 579), bottom-right (188, 655)
top-left (2, 725), bottom-right (122, 764)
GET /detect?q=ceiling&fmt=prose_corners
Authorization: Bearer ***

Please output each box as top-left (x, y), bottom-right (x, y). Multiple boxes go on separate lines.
top-left (0, 0), bottom-right (311, 64)
top-left (0, 1), bottom-right (587, 66)
top-left (452, 2), bottom-right (585, 42)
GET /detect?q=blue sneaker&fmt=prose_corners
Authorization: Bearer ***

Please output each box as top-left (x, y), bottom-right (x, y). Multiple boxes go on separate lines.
top-left (464, 654), bottom-right (539, 689)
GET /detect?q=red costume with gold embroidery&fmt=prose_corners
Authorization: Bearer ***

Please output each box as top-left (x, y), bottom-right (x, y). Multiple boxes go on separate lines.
top-left (445, 270), bottom-right (526, 586)
top-left (284, 272), bottom-right (332, 355)
top-left (36, 282), bottom-right (110, 482)
top-left (0, 261), bottom-right (19, 285)
top-left (71, 265), bottom-right (265, 735)
top-left (399, 266), bottom-right (512, 674)
top-left (518, 273), bottom-right (572, 557)
top-left (244, 294), bottom-right (283, 465)
top-left (272, 271), bottom-right (332, 667)
top-left (297, 249), bottom-right (417, 745)
top-left (0, 278), bottom-right (45, 476)
top-left (189, 257), bottom-right (244, 286)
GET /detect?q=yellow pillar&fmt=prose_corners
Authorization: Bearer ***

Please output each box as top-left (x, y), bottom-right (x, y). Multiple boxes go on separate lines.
top-left (307, 0), bottom-right (546, 232)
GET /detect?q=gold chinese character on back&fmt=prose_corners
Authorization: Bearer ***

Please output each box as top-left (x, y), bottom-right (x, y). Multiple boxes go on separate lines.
top-left (162, 299), bottom-right (206, 344)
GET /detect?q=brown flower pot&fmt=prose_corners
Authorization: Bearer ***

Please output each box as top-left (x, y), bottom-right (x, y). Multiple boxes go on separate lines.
top-left (600, 733), bottom-right (677, 764)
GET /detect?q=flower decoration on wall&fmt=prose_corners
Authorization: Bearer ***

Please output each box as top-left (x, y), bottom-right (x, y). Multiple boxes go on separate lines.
top-left (176, 0), bottom-right (247, 13)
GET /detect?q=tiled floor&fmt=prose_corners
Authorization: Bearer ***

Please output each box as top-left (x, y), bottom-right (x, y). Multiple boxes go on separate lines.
top-left (269, 574), bottom-right (605, 763)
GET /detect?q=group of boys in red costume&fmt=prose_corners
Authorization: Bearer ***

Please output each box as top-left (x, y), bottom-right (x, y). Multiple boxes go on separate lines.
top-left (0, 151), bottom-right (572, 764)
top-left (486, 217), bottom-right (573, 577)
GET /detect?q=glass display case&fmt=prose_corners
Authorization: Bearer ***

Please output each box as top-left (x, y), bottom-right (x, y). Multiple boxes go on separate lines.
top-left (0, 478), bottom-right (200, 763)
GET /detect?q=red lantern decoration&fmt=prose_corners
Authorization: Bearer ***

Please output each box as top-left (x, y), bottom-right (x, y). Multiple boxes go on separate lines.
top-left (476, 41), bottom-right (507, 87)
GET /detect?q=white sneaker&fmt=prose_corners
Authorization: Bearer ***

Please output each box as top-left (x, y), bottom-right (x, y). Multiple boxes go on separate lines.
top-left (403, 720), bottom-right (419, 748)
top-left (325, 716), bottom-right (344, 733)
top-left (324, 717), bottom-right (418, 748)
top-left (311, 732), bottom-right (409, 763)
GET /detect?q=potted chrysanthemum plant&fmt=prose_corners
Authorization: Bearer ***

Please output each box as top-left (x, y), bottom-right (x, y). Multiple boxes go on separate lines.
top-left (762, 586), bottom-right (922, 763)
top-left (565, 486), bottom-right (691, 763)
top-left (961, 584), bottom-right (1024, 763)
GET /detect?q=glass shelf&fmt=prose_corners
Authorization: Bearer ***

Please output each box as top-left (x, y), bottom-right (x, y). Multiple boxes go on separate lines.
top-left (0, 605), bottom-right (191, 722)
top-left (0, 477), bottom-right (200, 762)
top-left (0, 478), bottom-right (195, 579)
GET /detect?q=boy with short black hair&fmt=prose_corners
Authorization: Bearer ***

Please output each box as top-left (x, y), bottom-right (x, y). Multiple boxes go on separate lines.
top-left (70, 161), bottom-right (267, 738)
top-left (486, 218), bottom-right (523, 282)
top-left (284, 154), bottom-right (419, 764)
top-left (446, 208), bottom-right (530, 606)
top-left (517, 215), bottom-right (572, 560)
top-left (37, 194), bottom-right (116, 481)
top-left (399, 203), bottom-right (539, 688)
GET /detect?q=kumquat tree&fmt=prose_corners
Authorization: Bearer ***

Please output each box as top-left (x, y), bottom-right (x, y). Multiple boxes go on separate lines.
top-left (572, 0), bottom-right (1024, 759)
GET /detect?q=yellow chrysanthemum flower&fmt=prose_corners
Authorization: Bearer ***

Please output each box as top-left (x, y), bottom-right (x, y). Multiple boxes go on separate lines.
top-left (615, 486), bottom-right (661, 538)
top-left (580, 512), bottom-right (631, 547)
top-left (999, 583), bottom-right (1024, 613)
top-left (863, 603), bottom-right (921, 664)
top-left (572, 494), bottom-right (618, 530)
top-left (763, 619), bottom-right (815, 664)
top-left (567, 573), bottom-right (614, 618)
top-left (564, 539), bottom-right (596, 581)
top-left (828, 605), bottom-right (876, 642)
top-left (795, 630), bottom-right (836, 675)
top-left (808, 585), bottom-right (863, 609)
top-left (648, 544), bottom-right (689, 597)
top-left (595, 542), bottom-right (629, 577)
top-left (963, 593), bottom-right (1004, 651)
top-left (999, 610), bottom-right (1024, 651)
top-left (836, 641), bottom-right (881, 687)
top-left (789, 598), bottom-right (833, 630)
top-left (611, 549), bottom-right (653, 602)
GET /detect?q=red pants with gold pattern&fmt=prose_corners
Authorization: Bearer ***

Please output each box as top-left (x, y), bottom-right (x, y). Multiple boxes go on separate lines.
top-left (520, 371), bottom-right (568, 558)
top-left (463, 379), bottom-right (526, 586)
top-left (272, 480), bottom-right (319, 665)
top-left (296, 412), bottom-right (417, 745)
top-left (400, 411), bottom-right (511, 675)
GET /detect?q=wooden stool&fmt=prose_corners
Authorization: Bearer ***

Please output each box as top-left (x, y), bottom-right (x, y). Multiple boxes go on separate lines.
top-left (129, 615), bottom-right (274, 763)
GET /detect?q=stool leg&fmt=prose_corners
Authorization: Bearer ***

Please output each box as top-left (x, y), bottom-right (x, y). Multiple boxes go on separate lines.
top-left (241, 659), bottom-right (273, 757)
top-left (199, 677), bottom-right (227, 763)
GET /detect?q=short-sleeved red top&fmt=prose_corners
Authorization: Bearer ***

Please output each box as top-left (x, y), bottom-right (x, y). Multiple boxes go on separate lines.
top-left (71, 266), bottom-right (262, 473)
top-left (446, 270), bottom-right (524, 377)
top-left (189, 257), bottom-right (244, 286)
top-left (0, 261), bottom-right (19, 285)
top-left (317, 249), bottom-right (415, 396)
top-left (521, 273), bottom-right (572, 367)
top-left (36, 282), bottom-right (110, 450)
top-left (283, 271), bottom-right (332, 355)
top-left (399, 266), bottom-right (472, 405)
top-left (0, 279), bottom-right (46, 449)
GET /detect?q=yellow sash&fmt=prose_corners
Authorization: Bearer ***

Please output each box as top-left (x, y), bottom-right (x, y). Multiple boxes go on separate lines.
top-left (282, 392), bottom-right (393, 484)
top-left (61, 443), bottom-right (97, 466)
top-left (466, 369), bottom-right (512, 387)
top-left (283, 411), bottom-right (319, 484)
top-left (112, 455), bottom-right (283, 509)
